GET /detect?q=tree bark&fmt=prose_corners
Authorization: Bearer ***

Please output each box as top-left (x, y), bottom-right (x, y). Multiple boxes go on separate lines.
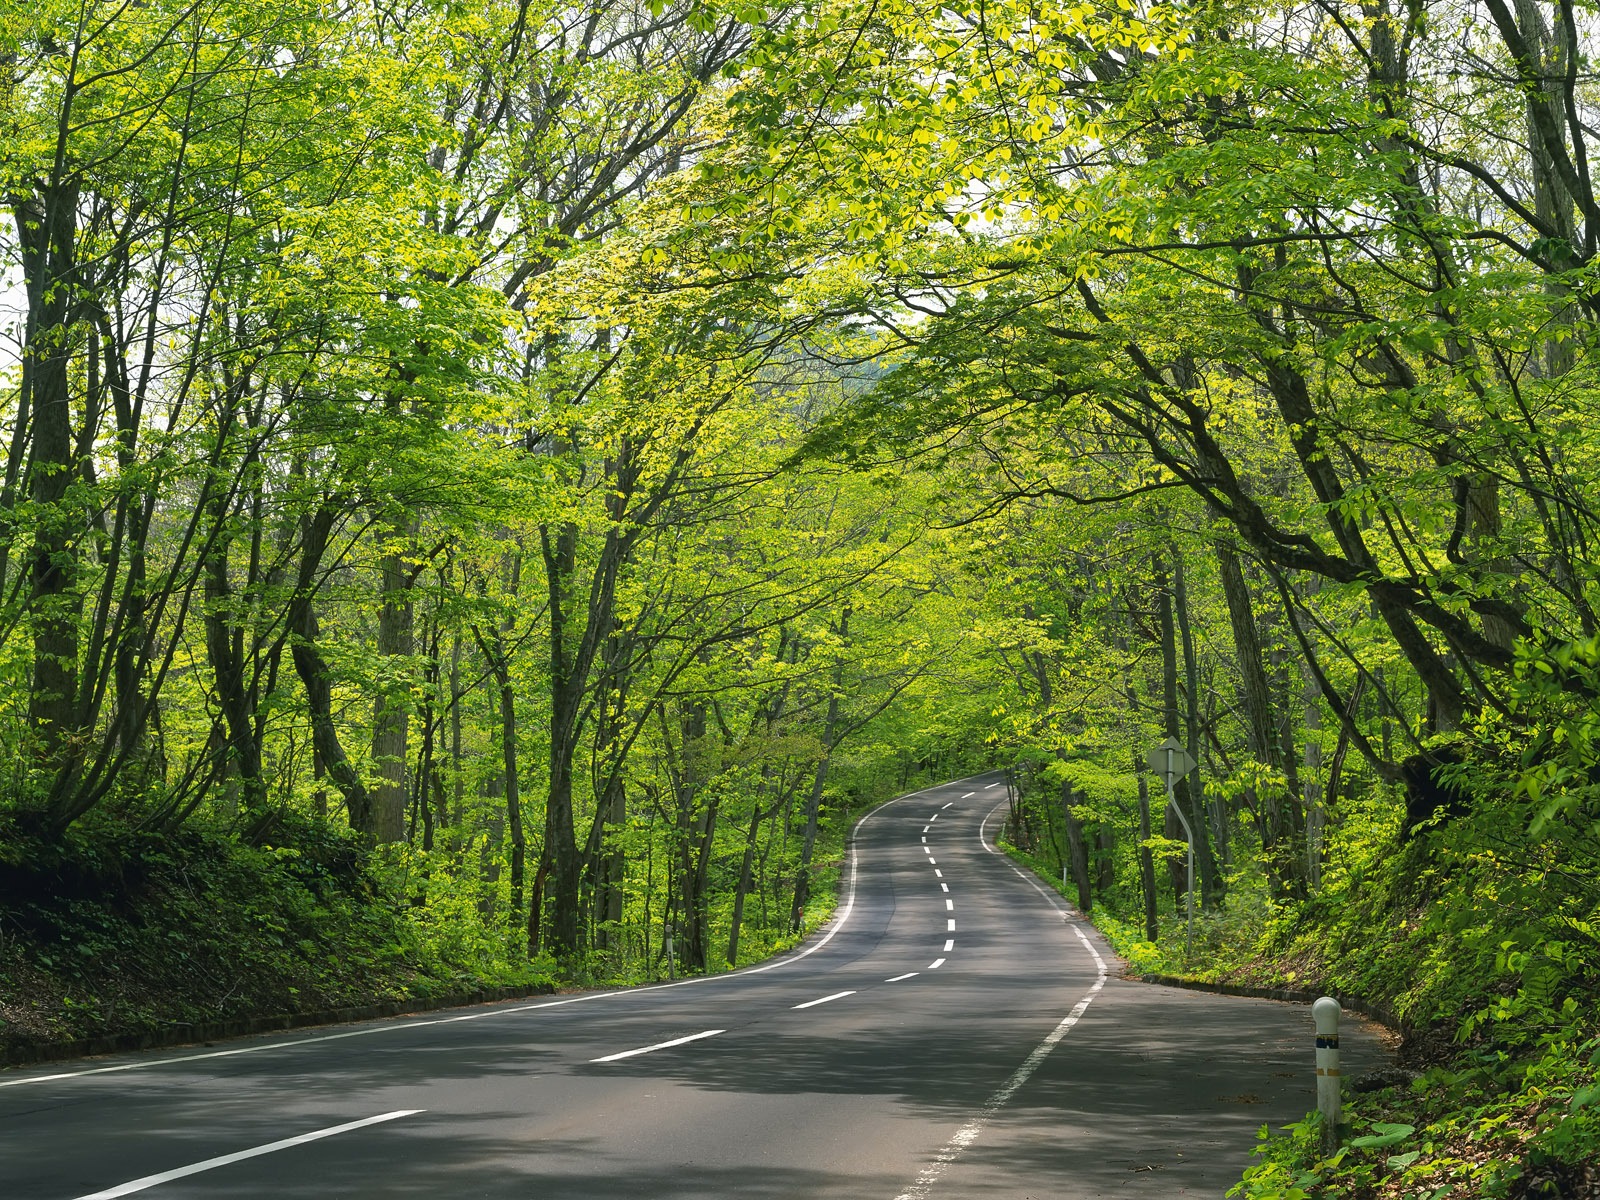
top-left (1061, 783), bottom-right (1093, 912)
top-left (1137, 774), bottom-right (1158, 942)
top-left (15, 187), bottom-right (84, 767)
top-left (368, 513), bottom-right (418, 844)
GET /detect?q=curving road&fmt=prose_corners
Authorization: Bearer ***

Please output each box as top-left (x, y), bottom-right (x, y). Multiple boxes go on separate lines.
top-left (0, 774), bottom-right (1386, 1198)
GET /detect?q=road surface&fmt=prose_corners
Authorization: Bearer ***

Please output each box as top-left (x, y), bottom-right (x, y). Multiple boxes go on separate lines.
top-left (0, 773), bottom-right (1386, 1198)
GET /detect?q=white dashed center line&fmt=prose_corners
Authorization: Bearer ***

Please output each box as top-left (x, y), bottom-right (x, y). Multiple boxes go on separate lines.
top-left (945, 898), bottom-right (954, 910)
top-left (71, 1111), bottom-right (424, 1200)
top-left (928, 857), bottom-right (937, 865)
top-left (792, 991), bottom-right (855, 1010)
top-left (928, 814), bottom-right (938, 822)
top-left (940, 883), bottom-right (948, 892)
top-left (922, 825), bottom-right (931, 833)
top-left (929, 957), bottom-right (946, 969)
top-left (957, 795), bottom-right (969, 801)
top-left (986, 782), bottom-right (1001, 789)
top-left (887, 972), bottom-right (919, 983)
top-left (947, 919), bottom-right (955, 931)
top-left (934, 869), bottom-right (942, 878)
top-left (591, 1029), bottom-right (724, 1063)
top-left (944, 939), bottom-right (954, 951)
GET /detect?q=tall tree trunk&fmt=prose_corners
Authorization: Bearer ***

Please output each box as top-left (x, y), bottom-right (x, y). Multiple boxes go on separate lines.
top-left (289, 506), bottom-right (371, 833)
top-left (542, 520), bottom-right (588, 955)
top-left (789, 609), bottom-right (849, 933)
top-left (727, 804), bottom-right (764, 966)
top-left (1172, 548), bottom-right (1222, 906)
top-left (203, 525), bottom-right (268, 822)
top-left (15, 187), bottom-right (84, 770)
top-left (1061, 783), bottom-right (1092, 912)
top-left (499, 663), bottom-right (524, 931)
top-left (368, 513), bottom-right (418, 844)
top-left (1137, 773), bottom-right (1158, 943)
top-left (448, 632), bottom-right (464, 828)
top-left (1214, 540), bottom-right (1306, 898)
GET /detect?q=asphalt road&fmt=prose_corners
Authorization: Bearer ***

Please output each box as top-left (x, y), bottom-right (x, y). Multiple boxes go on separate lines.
top-left (0, 773), bottom-right (1387, 1198)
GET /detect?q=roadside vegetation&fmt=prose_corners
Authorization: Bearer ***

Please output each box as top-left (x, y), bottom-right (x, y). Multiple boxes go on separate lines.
top-left (5, 2), bottom-right (1600, 1195)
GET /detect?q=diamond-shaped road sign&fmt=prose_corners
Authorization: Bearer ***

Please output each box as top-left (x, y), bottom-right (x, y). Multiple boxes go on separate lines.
top-left (1146, 736), bottom-right (1196, 783)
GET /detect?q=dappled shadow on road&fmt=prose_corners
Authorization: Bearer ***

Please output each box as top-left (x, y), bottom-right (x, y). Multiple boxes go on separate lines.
top-left (40, 973), bottom-right (1389, 1199)
top-left (132, 1118), bottom-right (908, 1200)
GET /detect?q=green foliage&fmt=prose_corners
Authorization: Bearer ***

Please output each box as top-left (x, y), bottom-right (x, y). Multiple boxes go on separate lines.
top-left (0, 817), bottom-right (551, 1051)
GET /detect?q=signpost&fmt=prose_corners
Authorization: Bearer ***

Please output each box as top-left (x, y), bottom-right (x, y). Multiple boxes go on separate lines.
top-left (1146, 736), bottom-right (1198, 956)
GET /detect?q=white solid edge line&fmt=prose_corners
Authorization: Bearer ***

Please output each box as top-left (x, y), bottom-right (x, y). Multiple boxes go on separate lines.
top-left (928, 958), bottom-right (946, 969)
top-left (72, 1110), bottom-right (424, 1200)
top-left (944, 939), bottom-right (954, 952)
top-left (591, 1028), bottom-right (724, 1063)
top-left (6, 779), bottom-right (980, 1091)
top-left (978, 804), bottom-right (1004, 856)
top-left (895, 885), bottom-right (1110, 1200)
top-left (886, 972), bottom-right (919, 983)
top-left (792, 990), bottom-right (856, 1010)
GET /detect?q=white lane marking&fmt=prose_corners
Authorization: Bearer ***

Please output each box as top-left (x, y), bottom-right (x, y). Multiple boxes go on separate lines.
top-left (72, 1110), bottom-right (423, 1199)
top-left (1012, 867), bottom-right (1026, 878)
top-left (928, 814), bottom-right (938, 822)
top-left (957, 795), bottom-right (969, 801)
top-left (922, 826), bottom-right (931, 833)
top-left (934, 869), bottom-right (942, 878)
top-left (591, 1028), bottom-right (724, 1063)
top-left (792, 990), bottom-right (856, 1010)
top-left (894, 932), bottom-right (1108, 1200)
top-left (929, 958), bottom-right (946, 969)
top-left (978, 806), bottom-right (1001, 855)
top-left (945, 898), bottom-right (954, 910)
top-left (4, 782), bottom-right (933, 1092)
top-left (985, 782), bottom-right (1001, 789)
top-left (921, 836), bottom-right (927, 843)
top-left (944, 939), bottom-right (954, 952)
top-left (940, 883), bottom-right (949, 892)
top-left (928, 857), bottom-right (937, 865)
top-left (947, 919), bottom-right (956, 931)
top-left (886, 972), bottom-right (920, 983)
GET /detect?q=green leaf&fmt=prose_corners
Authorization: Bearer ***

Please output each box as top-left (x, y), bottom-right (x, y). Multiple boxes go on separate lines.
top-left (1351, 1122), bottom-right (1414, 1150)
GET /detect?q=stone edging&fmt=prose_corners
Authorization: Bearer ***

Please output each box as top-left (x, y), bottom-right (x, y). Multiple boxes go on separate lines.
top-left (1134, 972), bottom-right (1400, 1032)
top-left (1, 981), bottom-right (556, 1069)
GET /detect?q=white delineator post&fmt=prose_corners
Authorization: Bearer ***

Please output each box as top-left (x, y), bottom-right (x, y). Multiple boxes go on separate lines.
top-left (1313, 996), bottom-right (1342, 1152)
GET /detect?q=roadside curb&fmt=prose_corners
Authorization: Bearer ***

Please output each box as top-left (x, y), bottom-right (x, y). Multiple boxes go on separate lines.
top-left (0, 981), bottom-right (556, 1069)
top-left (1133, 972), bottom-right (1400, 1032)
